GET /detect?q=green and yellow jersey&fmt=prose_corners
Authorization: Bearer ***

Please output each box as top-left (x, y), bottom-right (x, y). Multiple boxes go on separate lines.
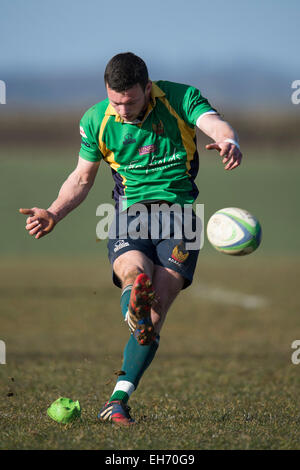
top-left (79, 80), bottom-right (217, 211)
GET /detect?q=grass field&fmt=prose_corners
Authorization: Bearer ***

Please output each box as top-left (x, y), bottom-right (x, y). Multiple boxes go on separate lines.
top-left (1, 145), bottom-right (300, 449)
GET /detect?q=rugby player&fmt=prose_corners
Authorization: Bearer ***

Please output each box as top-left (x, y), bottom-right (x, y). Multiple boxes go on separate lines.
top-left (20, 52), bottom-right (242, 426)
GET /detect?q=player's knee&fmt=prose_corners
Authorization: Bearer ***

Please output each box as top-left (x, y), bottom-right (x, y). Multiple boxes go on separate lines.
top-left (121, 266), bottom-right (144, 287)
top-left (113, 251), bottom-right (154, 288)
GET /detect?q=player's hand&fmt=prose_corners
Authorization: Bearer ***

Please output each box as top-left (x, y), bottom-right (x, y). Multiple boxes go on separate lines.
top-left (205, 142), bottom-right (242, 170)
top-left (19, 207), bottom-right (57, 239)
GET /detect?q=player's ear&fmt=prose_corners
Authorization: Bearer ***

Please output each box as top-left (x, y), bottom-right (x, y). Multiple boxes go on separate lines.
top-left (145, 80), bottom-right (152, 96)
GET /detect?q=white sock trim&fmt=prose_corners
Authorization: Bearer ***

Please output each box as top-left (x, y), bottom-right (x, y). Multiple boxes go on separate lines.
top-left (113, 380), bottom-right (135, 396)
top-left (124, 310), bottom-right (135, 332)
top-left (122, 284), bottom-right (133, 295)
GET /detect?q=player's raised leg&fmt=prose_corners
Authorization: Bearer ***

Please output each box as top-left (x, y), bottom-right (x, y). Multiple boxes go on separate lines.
top-left (111, 250), bottom-right (156, 344)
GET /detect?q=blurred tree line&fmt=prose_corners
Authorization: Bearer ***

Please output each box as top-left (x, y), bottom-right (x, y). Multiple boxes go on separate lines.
top-left (0, 110), bottom-right (299, 155)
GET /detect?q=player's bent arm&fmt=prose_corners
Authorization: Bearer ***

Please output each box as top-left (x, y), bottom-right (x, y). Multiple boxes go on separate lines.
top-left (19, 157), bottom-right (100, 239)
top-left (47, 156), bottom-right (100, 223)
top-left (197, 113), bottom-right (242, 170)
top-left (197, 113), bottom-right (238, 143)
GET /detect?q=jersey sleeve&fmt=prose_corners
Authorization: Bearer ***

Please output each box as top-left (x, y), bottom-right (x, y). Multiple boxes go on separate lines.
top-left (79, 109), bottom-right (103, 162)
top-left (181, 85), bottom-right (218, 127)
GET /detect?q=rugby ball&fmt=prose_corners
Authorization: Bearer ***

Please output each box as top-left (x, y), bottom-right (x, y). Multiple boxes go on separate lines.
top-left (207, 207), bottom-right (262, 255)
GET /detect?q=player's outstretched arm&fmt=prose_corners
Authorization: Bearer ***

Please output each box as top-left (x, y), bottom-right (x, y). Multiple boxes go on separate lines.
top-left (19, 156), bottom-right (100, 239)
top-left (197, 114), bottom-right (242, 170)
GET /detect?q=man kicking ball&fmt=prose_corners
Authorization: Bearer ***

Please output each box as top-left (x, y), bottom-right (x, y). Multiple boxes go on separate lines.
top-left (20, 52), bottom-right (242, 425)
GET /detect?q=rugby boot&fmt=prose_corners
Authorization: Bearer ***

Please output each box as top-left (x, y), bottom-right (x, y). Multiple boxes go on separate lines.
top-left (98, 400), bottom-right (135, 426)
top-left (125, 273), bottom-right (156, 345)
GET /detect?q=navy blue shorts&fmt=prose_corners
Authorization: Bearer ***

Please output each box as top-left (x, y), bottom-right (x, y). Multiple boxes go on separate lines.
top-left (107, 203), bottom-right (202, 290)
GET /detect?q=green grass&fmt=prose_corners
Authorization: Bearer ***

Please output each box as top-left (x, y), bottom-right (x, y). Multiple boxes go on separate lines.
top-left (0, 255), bottom-right (300, 449)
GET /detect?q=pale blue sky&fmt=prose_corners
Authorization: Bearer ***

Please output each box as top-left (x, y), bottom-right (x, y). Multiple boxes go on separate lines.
top-left (1, 0), bottom-right (299, 74)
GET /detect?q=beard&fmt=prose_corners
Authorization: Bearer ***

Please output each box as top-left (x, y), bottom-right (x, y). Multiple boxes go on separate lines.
top-left (124, 95), bottom-right (149, 123)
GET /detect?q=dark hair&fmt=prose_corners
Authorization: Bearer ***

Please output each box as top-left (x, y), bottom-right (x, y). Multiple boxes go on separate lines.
top-left (104, 52), bottom-right (149, 92)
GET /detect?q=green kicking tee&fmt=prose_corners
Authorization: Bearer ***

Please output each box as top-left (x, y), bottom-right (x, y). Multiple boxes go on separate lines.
top-left (79, 80), bottom-right (217, 211)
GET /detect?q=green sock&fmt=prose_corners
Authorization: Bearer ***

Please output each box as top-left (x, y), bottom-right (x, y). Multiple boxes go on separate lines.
top-left (109, 334), bottom-right (160, 404)
top-left (120, 284), bottom-right (132, 319)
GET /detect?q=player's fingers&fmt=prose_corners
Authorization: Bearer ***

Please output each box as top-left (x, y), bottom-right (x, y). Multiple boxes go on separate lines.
top-left (29, 224), bottom-right (42, 235)
top-left (224, 152), bottom-right (238, 169)
top-left (205, 143), bottom-right (221, 151)
top-left (19, 208), bottom-right (34, 216)
top-left (26, 220), bottom-right (40, 230)
top-left (225, 161), bottom-right (234, 170)
top-left (20, 208), bottom-right (39, 225)
top-left (26, 215), bottom-right (39, 224)
top-left (228, 158), bottom-right (242, 170)
top-left (219, 144), bottom-right (232, 158)
top-left (34, 218), bottom-right (55, 238)
top-left (222, 146), bottom-right (235, 163)
top-left (35, 230), bottom-right (45, 239)
top-left (43, 217), bottom-right (55, 233)
top-left (225, 154), bottom-right (242, 170)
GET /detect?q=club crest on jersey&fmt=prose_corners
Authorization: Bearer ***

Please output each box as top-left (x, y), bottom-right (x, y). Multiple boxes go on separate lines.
top-left (152, 120), bottom-right (164, 136)
top-left (123, 133), bottom-right (136, 145)
top-left (168, 242), bottom-right (189, 266)
top-left (114, 239), bottom-right (130, 252)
